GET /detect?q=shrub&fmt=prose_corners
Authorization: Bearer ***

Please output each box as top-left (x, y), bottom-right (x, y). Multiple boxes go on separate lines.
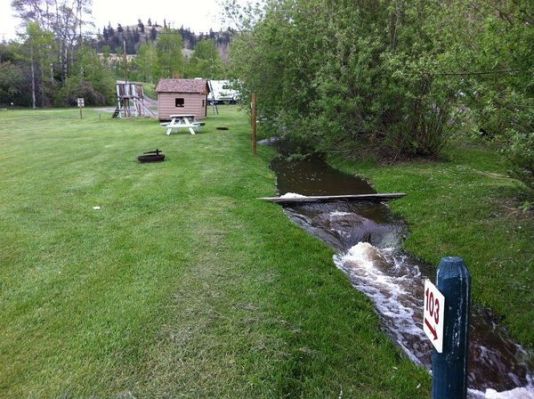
top-left (506, 130), bottom-right (534, 190)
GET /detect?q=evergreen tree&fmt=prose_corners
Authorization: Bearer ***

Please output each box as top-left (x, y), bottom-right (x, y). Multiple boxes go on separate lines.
top-left (150, 26), bottom-right (158, 41)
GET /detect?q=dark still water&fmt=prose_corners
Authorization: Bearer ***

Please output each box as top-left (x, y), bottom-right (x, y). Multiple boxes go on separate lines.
top-left (270, 156), bottom-right (376, 196)
top-left (269, 154), bottom-right (533, 397)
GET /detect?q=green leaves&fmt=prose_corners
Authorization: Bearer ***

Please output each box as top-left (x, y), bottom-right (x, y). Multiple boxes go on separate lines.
top-left (187, 39), bottom-right (225, 79)
top-left (56, 45), bottom-right (115, 106)
top-left (0, 61), bottom-right (25, 102)
top-left (156, 28), bottom-right (185, 79)
top-left (134, 42), bottom-right (158, 83)
top-left (228, 0), bottom-right (532, 187)
top-left (229, 0), bottom-right (457, 158)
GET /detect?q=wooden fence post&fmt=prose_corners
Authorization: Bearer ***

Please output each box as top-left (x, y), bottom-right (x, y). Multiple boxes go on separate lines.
top-left (251, 93), bottom-right (257, 155)
top-left (432, 256), bottom-right (471, 399)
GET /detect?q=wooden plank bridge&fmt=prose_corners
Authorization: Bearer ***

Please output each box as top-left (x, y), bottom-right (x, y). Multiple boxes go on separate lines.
top-left (258, 193), bottom-right (406, 204)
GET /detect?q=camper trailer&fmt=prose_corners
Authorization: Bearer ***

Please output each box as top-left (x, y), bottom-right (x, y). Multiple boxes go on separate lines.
top-left (208, 80), bottom-right (240, 104)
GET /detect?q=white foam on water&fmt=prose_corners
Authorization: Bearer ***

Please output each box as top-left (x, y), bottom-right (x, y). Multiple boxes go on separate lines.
top-left (329, 211), bottom-right (353, 218)
top-left (334, 242), bottom-right (534, 397)
top-left (280, 192), bottom-right (306, 199)
top-left (469, 386), bottom-right (534, 399)
top-left (334, 242), bottom-right (429, 364)
top-left (484, 387), bottom-right (534, 398)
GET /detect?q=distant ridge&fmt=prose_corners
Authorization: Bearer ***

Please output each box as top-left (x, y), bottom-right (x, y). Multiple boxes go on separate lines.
top-left (95, 20), bottom-right (234, 59)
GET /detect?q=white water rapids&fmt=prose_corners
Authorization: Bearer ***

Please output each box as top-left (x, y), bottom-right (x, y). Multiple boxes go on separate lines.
top-left (286, 204), bottom-right (533, 398)
top-left (267, 152), bottom-right (533, 397)
top-left (334, 242), bottom-right (429, 366)
top-left (334, 240), bottom-right (534, 398)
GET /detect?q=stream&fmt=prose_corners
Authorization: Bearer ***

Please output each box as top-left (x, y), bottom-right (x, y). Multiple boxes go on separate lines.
top-left (269, 154), bottom-right (534, 398)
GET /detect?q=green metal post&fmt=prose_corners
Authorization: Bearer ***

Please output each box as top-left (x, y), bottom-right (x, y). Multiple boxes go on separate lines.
top-left (432, 256), bottom-right (471, 399)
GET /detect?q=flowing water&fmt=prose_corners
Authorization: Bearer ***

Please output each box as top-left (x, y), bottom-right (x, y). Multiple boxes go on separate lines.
top-left (269, 154), bottom-right (533, 397)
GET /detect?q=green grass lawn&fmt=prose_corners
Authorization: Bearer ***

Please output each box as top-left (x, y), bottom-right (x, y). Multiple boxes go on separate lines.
top-left (0, 107), bottom-right (429, 398)
top-left (332, 145), bottom-right (534, 349)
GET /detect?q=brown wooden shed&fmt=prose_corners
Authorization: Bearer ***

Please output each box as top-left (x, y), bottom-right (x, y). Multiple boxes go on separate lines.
top-left (156, 79), bottom-right (210, 121)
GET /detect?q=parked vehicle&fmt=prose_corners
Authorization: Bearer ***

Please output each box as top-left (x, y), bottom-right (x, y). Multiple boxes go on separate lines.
top-left (208, 80), bottom-right (240, 104)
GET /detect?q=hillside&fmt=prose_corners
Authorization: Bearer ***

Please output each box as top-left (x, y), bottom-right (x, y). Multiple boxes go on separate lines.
top-left (94, 19), bottom-right (234, 60)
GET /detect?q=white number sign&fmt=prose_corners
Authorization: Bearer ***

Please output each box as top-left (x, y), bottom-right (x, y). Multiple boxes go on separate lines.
top-left (423, 279), bottom-right (445, 353)
top-left (77, 98), bottom-right (85, 107)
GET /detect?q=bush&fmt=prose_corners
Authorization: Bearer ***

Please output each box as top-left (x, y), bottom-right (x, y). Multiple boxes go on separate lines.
top-left (56, 79), bottom-right (113, 107)
top-left (469, 88), bottom-right (534, 189)
top-left (506, 130), bottom-right (534, 190)
top-left (57, 79), bottom-right (101, 106)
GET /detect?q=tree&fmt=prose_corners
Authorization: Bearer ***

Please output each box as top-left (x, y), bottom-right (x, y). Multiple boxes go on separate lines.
top-left (187, 39), bottom-right (224, 78)
top-left (0, 42), bottom-right (31, 106)
top-left (0, 60), bottom-right (27, 106)
top-left (230, 0), bottom-right (457, 157)
top-left (11, 0), bottom-right (53, 29)
top-left (156, 28), bottom-right (184, 79)
top-left (429, 0), bottom-right (533, 187)
top-left (229, 0), bottom-right (533, 187)
top-left (150, 26), bottom-right (157, 41)
top-left (11, 0), bottom-right (93, 81)
top-left (57, 44), bottom-right (114, 105)
top-left (22, 22), bottom-right (57, 107)
top-left (133, 42), bottom-right (157, 83)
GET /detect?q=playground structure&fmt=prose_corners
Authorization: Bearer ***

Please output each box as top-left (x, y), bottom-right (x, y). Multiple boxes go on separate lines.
top-left (113, 81), bottom-right (156, 118)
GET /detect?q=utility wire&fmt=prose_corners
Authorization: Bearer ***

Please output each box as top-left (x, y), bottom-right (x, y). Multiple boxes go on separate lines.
top-left (421, 69), bottom-right (533, 77)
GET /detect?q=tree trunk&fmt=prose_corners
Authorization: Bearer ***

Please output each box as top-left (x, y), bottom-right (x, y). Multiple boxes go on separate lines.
top-left (31, 40), bottom-right (36, 109)
top-left (40, 64), bottom-right (46, 107)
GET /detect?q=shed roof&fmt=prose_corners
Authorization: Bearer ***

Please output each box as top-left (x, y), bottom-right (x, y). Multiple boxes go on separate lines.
top-left (156, 79), bottom-right (209, 94)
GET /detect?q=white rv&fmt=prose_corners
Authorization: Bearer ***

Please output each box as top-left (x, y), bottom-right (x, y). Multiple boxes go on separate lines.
top-left (208, 80), bottom-right (240, 104)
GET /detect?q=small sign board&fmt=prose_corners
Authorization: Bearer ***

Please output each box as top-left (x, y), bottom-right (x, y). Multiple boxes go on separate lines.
top-left (77, 98), bottom-right (85, 107)
top-left (423, 279), bottom-right (445, 353)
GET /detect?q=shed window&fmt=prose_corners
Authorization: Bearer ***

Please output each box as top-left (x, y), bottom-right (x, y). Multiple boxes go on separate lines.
top-left (175, 98), bottom-right (185, 107)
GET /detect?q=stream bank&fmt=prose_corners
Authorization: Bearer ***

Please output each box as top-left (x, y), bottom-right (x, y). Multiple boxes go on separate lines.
top-left (268, 151), bottom-right (533, 397)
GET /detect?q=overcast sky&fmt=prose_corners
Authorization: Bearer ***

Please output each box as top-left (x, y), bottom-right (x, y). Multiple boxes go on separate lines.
top-left (0, 0), bottom-right (231, 41)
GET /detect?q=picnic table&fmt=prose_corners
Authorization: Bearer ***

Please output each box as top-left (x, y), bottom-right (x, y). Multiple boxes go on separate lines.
top-left (161, 114), bottom-right (202, 135)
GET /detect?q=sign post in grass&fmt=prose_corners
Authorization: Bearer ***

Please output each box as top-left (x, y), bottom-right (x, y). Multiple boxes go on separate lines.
top-left (429, 256), bottom-right (471, 399)
top-left (77, 97), bottom-right (85, 119)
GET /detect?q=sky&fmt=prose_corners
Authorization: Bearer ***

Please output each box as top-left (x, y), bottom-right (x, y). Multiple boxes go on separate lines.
top-left (0, 0), bottom-right (230, 41)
